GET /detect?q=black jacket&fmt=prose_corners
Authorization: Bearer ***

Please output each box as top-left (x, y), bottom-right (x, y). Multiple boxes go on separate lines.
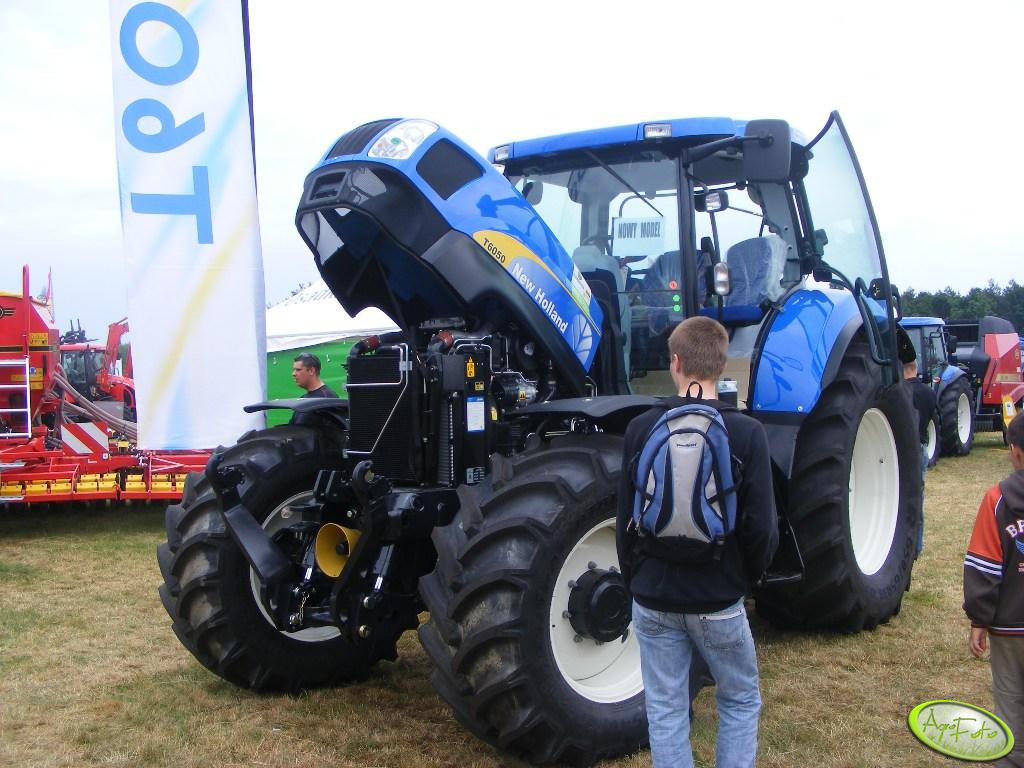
top-left (615, 396), bottom-right (779, 614)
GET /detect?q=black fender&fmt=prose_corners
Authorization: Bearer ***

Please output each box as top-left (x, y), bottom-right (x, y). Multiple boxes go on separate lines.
top-left (244, 397), bottom-right (349, 431)
top-left (514, 395), bottom-right (660, 433)
top-left (934, 365), bottom-right (969, 400)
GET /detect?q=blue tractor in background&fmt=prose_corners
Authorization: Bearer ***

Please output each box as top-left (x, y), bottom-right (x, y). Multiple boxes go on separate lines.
top-left (899, 316), bottom-right (975, 461)
top-left (159, 112), bottom-right (920, 765)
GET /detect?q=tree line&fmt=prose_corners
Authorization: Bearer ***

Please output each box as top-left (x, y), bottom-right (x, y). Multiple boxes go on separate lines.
top-left (901, 281), bottom-right (1024, 332)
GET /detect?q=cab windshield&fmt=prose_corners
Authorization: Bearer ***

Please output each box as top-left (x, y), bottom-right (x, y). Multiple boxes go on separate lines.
top-left (505, 147), bottom-right (777, 383)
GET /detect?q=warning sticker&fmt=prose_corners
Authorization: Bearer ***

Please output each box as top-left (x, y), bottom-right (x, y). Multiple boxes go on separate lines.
top-left (466, 396), bottom-right (485, 433)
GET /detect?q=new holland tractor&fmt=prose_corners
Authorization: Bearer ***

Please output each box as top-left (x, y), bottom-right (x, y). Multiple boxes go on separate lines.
top-left (157, 112), bottom-right (920, 765)
top-left (899, 316), bottom-right (975, 462)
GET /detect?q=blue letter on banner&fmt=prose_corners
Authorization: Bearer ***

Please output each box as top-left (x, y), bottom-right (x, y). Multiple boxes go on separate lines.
top-left (130, 165), bottom-right (213, 244)
top-left (120, 2), bottom-right (199, 86)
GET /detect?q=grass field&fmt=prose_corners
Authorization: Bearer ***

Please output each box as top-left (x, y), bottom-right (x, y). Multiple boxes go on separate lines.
top-left (0, 432), bottom-right (1013, 767)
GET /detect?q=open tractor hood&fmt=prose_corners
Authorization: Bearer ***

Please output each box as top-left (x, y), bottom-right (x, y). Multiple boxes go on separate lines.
top-left (295, 119), bottom-right (604, 391)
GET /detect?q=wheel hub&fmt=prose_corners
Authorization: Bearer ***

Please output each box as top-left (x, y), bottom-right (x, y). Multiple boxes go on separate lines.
top-left (567, 568), bottom-right (631, 642)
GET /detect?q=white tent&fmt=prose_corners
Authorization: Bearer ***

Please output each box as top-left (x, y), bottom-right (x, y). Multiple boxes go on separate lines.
top-left (266, 279), bottom-right (398, 352)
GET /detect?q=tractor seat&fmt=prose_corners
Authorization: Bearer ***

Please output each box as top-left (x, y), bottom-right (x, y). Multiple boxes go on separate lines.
top-left (716, 235), bottom-right (787, 325)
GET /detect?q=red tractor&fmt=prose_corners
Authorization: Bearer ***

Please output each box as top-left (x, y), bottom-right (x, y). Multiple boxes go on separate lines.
top-left (60, 319), bottom-right (136, 421)
top-left (945, 316), bottom-right (1024, 442)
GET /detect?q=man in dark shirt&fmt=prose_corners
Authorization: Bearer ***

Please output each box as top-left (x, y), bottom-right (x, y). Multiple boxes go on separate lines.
top-left (616, 316), bottom-right (778, 768)
top-left (903, 359), bottom-right (937, 556)
top-left (292, 353), bottom-right (338, 398)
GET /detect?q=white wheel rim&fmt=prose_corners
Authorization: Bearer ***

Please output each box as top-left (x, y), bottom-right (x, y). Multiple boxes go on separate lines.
top-left (925, 419), bottom-right (937, 461)
top-left (957, 392), bottom-right (972, 443)
top-left (549, 518), bottom-right (642, 703)
top-left (848, 408), bottom-right (900, 576)
top-left (250, 490), bottom-right (341, 642)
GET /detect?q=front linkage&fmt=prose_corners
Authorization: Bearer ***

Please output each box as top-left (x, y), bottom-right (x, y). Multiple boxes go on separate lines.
top-left (206, 452), bottom-right (459, 654)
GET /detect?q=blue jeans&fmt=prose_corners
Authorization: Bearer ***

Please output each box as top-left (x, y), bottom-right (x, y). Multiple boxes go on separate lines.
top-left (633, 598), bottom-right (761, 768)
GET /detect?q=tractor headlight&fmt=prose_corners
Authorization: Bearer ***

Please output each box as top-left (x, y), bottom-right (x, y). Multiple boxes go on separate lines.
top-left (367, 119), bottom-right (438, 160)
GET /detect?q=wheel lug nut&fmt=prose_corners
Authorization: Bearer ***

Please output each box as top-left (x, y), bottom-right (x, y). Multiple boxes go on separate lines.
top-left (587, 561), bottom-right (597, 570)
top-left (562, 610), bottom-right (572, 619)
top-left (568, 580), bottom-right (577, 589)
top-left (573, 634), bottom-right (583, 643)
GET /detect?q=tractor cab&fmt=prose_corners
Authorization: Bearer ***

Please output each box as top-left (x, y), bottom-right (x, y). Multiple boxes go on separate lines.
top-left (493, 112), bottom-right (901, 404)
top-left (899, 317), bottom-right (953, 383)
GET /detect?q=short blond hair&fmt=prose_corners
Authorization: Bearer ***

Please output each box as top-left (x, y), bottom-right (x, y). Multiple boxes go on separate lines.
top-left (668, 316), bottom-right (728, 381)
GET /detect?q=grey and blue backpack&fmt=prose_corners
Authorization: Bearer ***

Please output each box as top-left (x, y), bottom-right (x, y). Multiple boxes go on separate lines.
top-left (630, 401), bottom-right (740, 563)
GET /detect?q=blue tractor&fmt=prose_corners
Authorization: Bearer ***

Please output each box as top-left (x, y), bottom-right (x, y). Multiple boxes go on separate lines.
top-left (899, 316), bottom-right (975, 461)
top-left (158, 113), bottom-right (921, 765)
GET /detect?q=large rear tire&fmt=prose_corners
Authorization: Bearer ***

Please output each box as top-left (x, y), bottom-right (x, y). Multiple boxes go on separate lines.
top-left (418, 434), bottom-right (646, 766)
top-left (938, 376), bottom-right (975, 456)
top-left (756, 343), bottom-right (920, 631)
top-left (157, 425), bottom-right (399, 692)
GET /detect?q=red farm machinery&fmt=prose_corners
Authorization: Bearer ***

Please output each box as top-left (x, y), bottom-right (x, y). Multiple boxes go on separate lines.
top-left (0, 266), bottom-right (209, 505)
top-left (945, 316), bottom-right (1024, 442)
top-left (59, 318), bottom-right (136, 422)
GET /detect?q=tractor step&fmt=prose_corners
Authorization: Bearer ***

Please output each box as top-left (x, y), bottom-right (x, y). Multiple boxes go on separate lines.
top-left (762, 570), bottom-right (803, 586)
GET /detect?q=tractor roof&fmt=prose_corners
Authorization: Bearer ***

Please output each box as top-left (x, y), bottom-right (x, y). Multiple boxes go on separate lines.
top-left (899, 316), bottom-right (945, 328)
top-left (488, 117), bottom-right (746, 163)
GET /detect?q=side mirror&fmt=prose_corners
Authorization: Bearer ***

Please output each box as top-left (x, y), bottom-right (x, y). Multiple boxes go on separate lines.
top-left (743, 119), bottom-right (791, 182)
top-left (522, 180), bottom-right (543, 205)
top-left (946, 332), bottom-right (958, 356)
top-left (713, 262), bottom-right (732, 296)
top-left (696, 190), bottom-right (729, 213)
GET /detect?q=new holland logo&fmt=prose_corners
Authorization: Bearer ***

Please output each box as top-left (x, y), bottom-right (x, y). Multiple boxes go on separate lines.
top-left (0, 306), bottom-right (14, 318)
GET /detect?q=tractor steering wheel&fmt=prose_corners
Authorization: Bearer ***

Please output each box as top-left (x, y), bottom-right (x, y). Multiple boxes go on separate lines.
top-left (581, 234), bottom-right (612, 255)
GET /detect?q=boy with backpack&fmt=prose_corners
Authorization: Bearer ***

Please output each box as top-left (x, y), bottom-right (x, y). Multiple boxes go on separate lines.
top-left (616, 316), bottom-right (778, 768)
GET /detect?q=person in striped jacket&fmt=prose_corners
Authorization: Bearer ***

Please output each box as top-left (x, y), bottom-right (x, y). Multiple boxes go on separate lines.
top-left (964, 410), bottom-right (1024, 767)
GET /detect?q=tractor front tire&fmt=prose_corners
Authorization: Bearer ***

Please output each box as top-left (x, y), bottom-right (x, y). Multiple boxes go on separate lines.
top-left (157, 425), bottom-right (395, 692)
top-left (925, 413), bottom-right (940, 468)
top-left (939, 377), bottom-right (975, 456)
top-left (756, 342), bottom-right (921, 631)
top-left (418, 434), bottom-right (646, 766)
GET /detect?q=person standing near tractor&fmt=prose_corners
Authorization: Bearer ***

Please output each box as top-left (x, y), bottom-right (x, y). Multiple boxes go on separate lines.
top-left (616, 316), bottom-right (778, 768)
top-left (902, 350), bottom-right (936, 556)
top-left (964, 410), bottom-right (1024, 768)
top-left (291, 353), bottom-right (338, 398)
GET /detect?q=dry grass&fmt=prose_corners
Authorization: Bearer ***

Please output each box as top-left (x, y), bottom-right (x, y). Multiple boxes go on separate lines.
top-left (0, 432), bottom-right (1013, 767)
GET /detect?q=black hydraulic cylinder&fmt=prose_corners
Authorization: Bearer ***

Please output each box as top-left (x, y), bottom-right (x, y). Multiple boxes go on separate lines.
top-left (221, 503), bottom-right (294, 586)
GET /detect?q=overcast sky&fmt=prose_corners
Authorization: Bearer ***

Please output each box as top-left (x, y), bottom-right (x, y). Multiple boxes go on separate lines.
top-left (1, 0), bottom-right (1020, 336)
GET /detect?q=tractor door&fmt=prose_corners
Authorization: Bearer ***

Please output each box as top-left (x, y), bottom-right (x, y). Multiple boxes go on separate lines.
top-left (800, 112), bottom-right (900, 384)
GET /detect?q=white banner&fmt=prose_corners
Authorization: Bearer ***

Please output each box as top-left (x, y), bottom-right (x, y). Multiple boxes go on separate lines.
top-left (109, 0), bottom-right (266, 449)
top-left (612, 216), bottom-right (665, 259)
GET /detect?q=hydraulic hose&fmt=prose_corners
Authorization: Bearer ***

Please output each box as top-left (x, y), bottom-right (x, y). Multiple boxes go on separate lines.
top-left (49, 368), bottom-right (138, 442)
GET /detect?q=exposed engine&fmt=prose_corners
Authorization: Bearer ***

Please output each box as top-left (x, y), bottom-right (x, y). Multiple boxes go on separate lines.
top-left (346, 322), bottom-right (541, 488)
